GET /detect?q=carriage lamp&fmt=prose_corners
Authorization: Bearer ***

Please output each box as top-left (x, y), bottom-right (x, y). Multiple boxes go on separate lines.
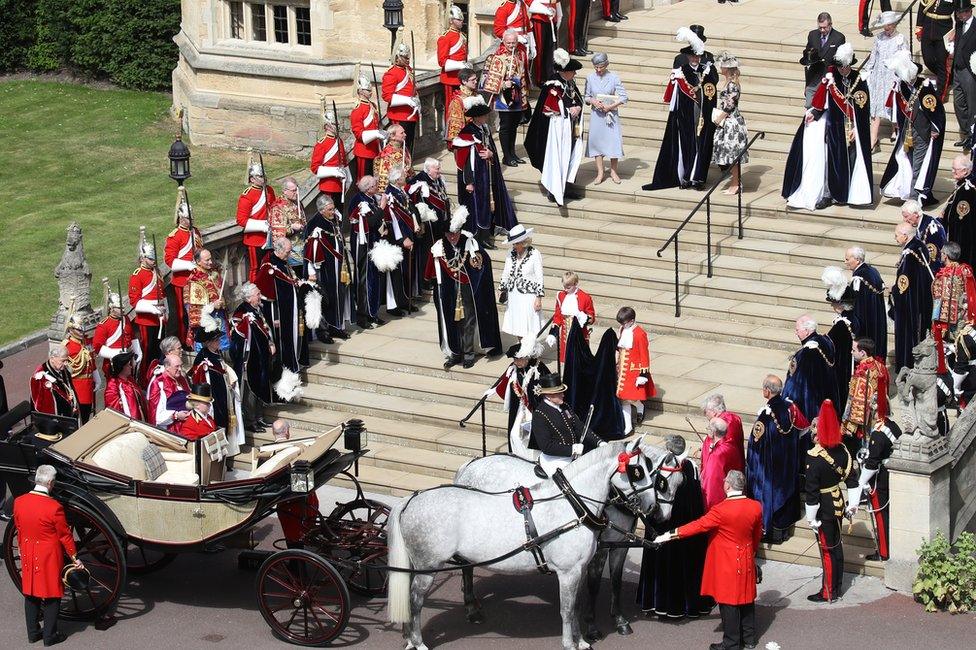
top-left (343, 419), bottom-right (367, 452)
top-left (290, 460), bottom-right (314, 493)
top-left (168, 134), bottom-right (191, 186)
top-left (383, 0), bottom-right (404, 54)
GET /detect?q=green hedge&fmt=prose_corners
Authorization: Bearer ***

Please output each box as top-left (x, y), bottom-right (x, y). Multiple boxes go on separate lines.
top-left (0, 0), bottom-right (181, 91)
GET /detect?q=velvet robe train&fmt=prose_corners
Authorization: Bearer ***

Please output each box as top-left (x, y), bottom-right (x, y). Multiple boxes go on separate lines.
top-left (562, 322), bottom-right (626, 440)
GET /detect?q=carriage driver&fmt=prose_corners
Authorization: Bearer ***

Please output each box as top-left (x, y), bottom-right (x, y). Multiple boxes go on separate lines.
top-left (528, 372), bottom-right (603, 476)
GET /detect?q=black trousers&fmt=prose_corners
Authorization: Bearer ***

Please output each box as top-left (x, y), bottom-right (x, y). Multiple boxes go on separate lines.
top-left (79, 404), bottom-right (92, 424)
top-left (25, 596), bottom-right (60, 643)
top-left (857, 0), bottom-right (891, 33)
top-left (921, 37), bottom-right (952, 102)
top-left (498, 111), bottom-right (521, 162)
top-left (352, 157), bottom-right (375, 183)
top-left (568, 0), bottom-right (590, 52)
top-left (719, 602), bottom-right (756, 649)
top-left (815, 517), bottom-right (844, 600)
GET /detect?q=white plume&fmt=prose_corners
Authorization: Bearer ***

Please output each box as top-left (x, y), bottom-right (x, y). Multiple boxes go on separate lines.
top-left (675, 27), bottom-right (704, 56)
top-left (304, 288), bottom-right (322, 330)
top-left (517, 337), bottom-right (543, 359)
top-left (369, 239), bottom-right (404, 272)
top-left (885, 48), bottom-right (918, 84)
top-left (415, 203), bottom-right (438, 223)
top-left (462, 94), bottom-right (486, 110)
top-left (821, 266), bottom-right (850, 301)
top-left (834, 43), bottom-right (854, 67)
top-left (274, 368), bottom-right (304, 402)
top-left (199, 303), bottom-right (220, 332)
top-left (553, 48), bottom-right (570, 68)
top-left (450, 206), bottom-right (469, 233)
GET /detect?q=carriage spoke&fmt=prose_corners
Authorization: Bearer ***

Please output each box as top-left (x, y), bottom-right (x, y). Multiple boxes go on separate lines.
top-left (265, 569), bottom-right (301, 593)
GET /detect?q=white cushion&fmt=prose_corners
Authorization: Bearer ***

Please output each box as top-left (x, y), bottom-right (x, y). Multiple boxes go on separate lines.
top-left (90, 432), bottom-right (151, 480)
top-left (251, 446), bottom-right (301, 478)
top-left (154, 469), bottom-right (200, 485)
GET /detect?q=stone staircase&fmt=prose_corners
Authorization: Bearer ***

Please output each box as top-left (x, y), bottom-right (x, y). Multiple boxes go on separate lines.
top-left (267, 1), bottom-right (954, 577)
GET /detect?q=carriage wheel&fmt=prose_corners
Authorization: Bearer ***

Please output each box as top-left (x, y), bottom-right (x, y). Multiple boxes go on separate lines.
top-left (319, 498), bottom-right (389, 597)
top-left (256, 549), bottom-right (350, 647)
top-left (3, 502), bottom-right (126, 621)
top-left (125, 542), bottom-right (176, 576)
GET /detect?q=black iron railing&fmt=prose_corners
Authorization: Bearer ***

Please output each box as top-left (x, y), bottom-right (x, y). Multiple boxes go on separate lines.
top-left (655, 131), bottom-right (766, 318)
top-left (458, 315), bottom-right (554, 456)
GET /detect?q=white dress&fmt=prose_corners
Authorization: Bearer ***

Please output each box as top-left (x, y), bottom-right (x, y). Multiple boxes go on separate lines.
top-left (500, 246), bottom-right (544, 338)
top-left (863, 32), bottom-right (908, 119)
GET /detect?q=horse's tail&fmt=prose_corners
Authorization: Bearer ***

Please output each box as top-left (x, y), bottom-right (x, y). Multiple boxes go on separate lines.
top-left (387, 502), bottom-right (412, 624)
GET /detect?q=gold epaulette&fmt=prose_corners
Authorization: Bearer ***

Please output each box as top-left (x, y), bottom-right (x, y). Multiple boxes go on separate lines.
top-left (807, 443), bottom-right (824, 457)
top-left (168, 227), bottom-right (179, 237)
top-left (131, 268), bottom-right (141, 276)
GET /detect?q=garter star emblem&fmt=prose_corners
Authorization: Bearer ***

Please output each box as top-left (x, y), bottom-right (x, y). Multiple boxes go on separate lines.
top-left (752, 421), bottom-right (765, 441)
top-left (853, 90), bottom-right (868, 109)
top-left (788, 357), bottom-right (797, 376)
top-left (897, 274), bottom-right (909, 293)
top-left (958, 201), bottom-right (971, 219)
top-left (927, 243), bottom-right (938, 262)
top-left (923, 94), bottom-right (937, 111)
top-left (703, 83), bottom-right (716, 100)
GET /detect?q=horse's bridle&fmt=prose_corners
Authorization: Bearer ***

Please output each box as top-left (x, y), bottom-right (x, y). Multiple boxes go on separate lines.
top-left (611, 450), bottom-right (683, 519)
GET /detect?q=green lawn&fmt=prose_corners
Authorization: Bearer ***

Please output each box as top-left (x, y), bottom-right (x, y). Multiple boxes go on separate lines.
top-left (0, 80), bottom-right (300, 345)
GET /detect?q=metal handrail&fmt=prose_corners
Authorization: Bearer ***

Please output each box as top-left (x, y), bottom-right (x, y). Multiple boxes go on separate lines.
top-left (655, 131), bottom-right (766, 317)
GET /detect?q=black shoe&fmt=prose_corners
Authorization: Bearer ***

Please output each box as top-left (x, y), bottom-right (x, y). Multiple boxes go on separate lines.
top-left (444, 356), bottom-right (461, 369)
top-left (634, 411), bottom-right (645, 426)
top-left (606, 14), bottom-right (621, 21)
top-left (316, 330), bottom-right (334, 344)
top-left (860, 28), bottom-right (872, 37)
top-left (806, 592), bottom-right (832, 603)
top-left (356, 318), bottom-right (371, 329)
top-left (708, 644), bottom-right (725, 650)
top-left (43, 633), bottom-right (67, 647)
top-left (955, 139), bottom-right (968, 147)
top-left (640, 183), bottom-right (654, 191)
top-left (514, 156), bottom-right (527, 164)
top-left (616, 13), bottom-right (629, 20)
top-left (407, 305), bottom-right (419, 313)
top-left (330, 328), bottom-right (350, 340)
top-left (462, 358), bottom-right (475, 369)
top-left (921, 195), bottom-right (940, 208)
top-left (814, 198), bottom-right (833, 210)
top-left (691, 182), bottom-right (705, 191)
top-left (387, 308), bottom-right (405, 317)
top-left (503, 158), bottom-right (519, 167)
top-left (28, 631), bottom-right (42, 643)
top-left (571, 49), bottom-right (588, 57)
top-left (865, 552), bottom-right (885, 561)
top-left (372, 317), bottom-right (385, 326)
top-left (257, 418), bottom-right (272, 428)
top-left (744, 644), bottom-right (757, 649)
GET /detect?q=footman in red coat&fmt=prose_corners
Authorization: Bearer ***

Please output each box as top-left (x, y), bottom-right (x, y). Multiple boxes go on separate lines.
top-left (13, 465), bottom-right (83, 646)
top-left (655, 469), bottom-right (762, 650)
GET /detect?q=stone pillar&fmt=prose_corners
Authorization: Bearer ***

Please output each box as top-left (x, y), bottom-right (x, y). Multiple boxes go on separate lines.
top-left (49, 222), bottom-right (101, 345)
top-left (884, 433), bottom-right (951, 593)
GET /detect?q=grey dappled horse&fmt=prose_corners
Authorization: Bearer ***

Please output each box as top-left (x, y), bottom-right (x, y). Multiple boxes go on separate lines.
top-left (387, 440), bottom-right (654, 650)
top-left (454, 441), bottom-right (682, 640)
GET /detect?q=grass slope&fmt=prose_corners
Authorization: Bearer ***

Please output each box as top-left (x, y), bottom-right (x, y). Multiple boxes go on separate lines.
top-left (0, 80), bottom-right (300, 345)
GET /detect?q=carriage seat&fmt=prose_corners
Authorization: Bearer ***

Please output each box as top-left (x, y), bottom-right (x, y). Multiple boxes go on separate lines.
top-left (88, 431), bottom-right (199, 485)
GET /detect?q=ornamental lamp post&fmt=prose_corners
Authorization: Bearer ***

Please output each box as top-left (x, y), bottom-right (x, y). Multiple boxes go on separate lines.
top-left (383, 0), bottom-right (404, 55)
top-left (168, 134), bottom-right (191, 187)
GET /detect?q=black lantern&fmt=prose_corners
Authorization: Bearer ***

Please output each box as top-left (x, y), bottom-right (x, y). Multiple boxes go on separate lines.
top-left (383, 0), bottom-right (404, 54)
top-left (168, 135), bottom-right (191, 186)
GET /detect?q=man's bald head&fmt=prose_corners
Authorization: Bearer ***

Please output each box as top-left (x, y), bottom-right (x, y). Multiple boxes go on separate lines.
top-left (272, 419), bottom-right (290, 441)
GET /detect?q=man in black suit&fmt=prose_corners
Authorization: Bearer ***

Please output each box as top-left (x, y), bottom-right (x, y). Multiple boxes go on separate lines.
top-left (917, 0), bottom-right (955, 104)
top-left (803, 12), bottom-right (846, 107)
top-left (528, 372), bottom-right (602, 476)
top-left (951, 0), bottom-right (976, 146)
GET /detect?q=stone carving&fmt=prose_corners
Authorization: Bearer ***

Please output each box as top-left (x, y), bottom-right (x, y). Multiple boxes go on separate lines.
top-left (895, 336), bottom-right (943, 440)
top-left (49, 221), bottom-right (100, 341)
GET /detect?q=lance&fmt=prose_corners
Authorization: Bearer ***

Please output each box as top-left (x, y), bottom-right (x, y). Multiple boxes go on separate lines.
top-left (370, 63), bottom-right (387, 126)
top-left (410, 30), bottom-right (420, 160)
top-left (260, 152), bottom-right (272, 251)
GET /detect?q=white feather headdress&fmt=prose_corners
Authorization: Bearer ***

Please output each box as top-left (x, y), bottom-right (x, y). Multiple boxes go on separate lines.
top-left (450, 206), bottom-right (468, 233)
top-left (462, 94), bottom-right (486, 110)
top-left (553, 48), bottom-right (570, 68)
top-left (885, 49), bottom-right (918, 84)
top-left (304, 288), bottom-right (323, 330)
top-left (369, 239), bottom-right (404, 272)
top-left (834, 43), bottom-right (854, 68)
top-left (675, 27), bottom-right (705, 56)
top-left (821, 266), bottom-right (849, 301)
top-left (416, 203), bottom-right (438, 223)
top-left (199, 303), bottom-right (220, 333)
top-left (516, 338), bottom-right (544, 359)
top-left (274, 368), bottom-right (304, 402)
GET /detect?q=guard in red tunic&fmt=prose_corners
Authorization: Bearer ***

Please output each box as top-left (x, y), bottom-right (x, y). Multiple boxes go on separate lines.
top-left (92, 291), bottom-right (139, 379)
top-left (163, 187), bottom-right (202, 346)
top-left (804, 399), bottom-right (854, 603)
top-left (13, 465), bottom-right (82, 646)
top-left (29, 346), bottom-right (79, 422)
top-left (842, 337), bottom-right (890, 448)
top-left (171, 384), bottom-right (217, 441)
top-left (546, 271), bottom-right (595, 362)
top-left (236, 160), bottom-right (278, 282)
top-left (128, 231), bottom-right (168, 387)
top-left (62, 315), bottom-right (95, 423)
top-left (438, 5), bottom-right (469, 120)
top-left (350, 77), bottom-right (386, 182)
top-left (382, 43), bottom-right (421, 153)
top-left (493, 0), bottom-right (534, 60)
top-left (147, 355), bottom-right (191, 430)
top-left (615, 306), bottom-right (655, 433)
top-left (931, 241), bottom-right (976, 374)
top-left (309, 114), bottom-right (349, 211)
top-left (566, 0), bottom-right (593, 57)
top-left (104, 352), bottom-right (146, 420)
top-left (654, 469), bottom-right (762, 650)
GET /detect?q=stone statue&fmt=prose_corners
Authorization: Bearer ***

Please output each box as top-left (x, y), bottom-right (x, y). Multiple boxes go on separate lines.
top-left (895, 336), bottom-right (944, 439)
top-left (49, 221), bottom-right (100, 342)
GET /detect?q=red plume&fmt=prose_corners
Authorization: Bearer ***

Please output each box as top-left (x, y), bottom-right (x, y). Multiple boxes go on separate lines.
top-left (816, 399), bottom-right (842, 448)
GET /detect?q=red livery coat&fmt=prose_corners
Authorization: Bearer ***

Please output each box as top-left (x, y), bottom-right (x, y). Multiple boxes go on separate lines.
top-left (13, 490), bottom-right (78, 598)
top-left (104, 376), bottom-right (146, 420)
top-left (236, 185), bottom-right (278, 248)
top-left (129, 266), bottom-right (167, 328)
top-left (675, 494), bottom-right (763, 605)
top-left (277, 492), bottom-right (321, 543)
top-left (310, 135), bottom-right (347, 194)
top-left (172, 410), bottom-right (216, 441)
top-left (552, 289), bottom-right (595, 362)
top-left (437, 27), bottom-right (468, 86)
top-left (350, 100), bottom-right (383, 159)
top-left (164, 225), bottom-right (202, 289)
top-left (700, 436), bottom-right (744, 511)
top-left (616, 325), bottom-right (655, 400)
top-left (382, 64), bottom-right (418, 124)
top-left (717, 410), bottom-right (746, 468)
top-left (494, 0), bottom-right (531, 38)
top-left (30, 362), bottom-right (78, 419)
top-left (91, 316), bottom-right (134, 377)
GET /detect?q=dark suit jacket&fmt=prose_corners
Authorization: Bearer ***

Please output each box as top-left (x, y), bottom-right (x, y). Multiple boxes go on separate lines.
top-left (954, 18), bottom-right (976, 72)
top-left (804, 28), bottom-right (846, 85)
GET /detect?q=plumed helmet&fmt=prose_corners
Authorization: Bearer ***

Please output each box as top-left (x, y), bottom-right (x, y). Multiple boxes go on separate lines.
top-left (138, 225), bottom-right (155, 260)
top-left (106, 292), bottom-right (122, 309)
top-left (450, 4), bottom-right (463, 21)
top-left (821, 266), bottom-right (855, 304)
top-left (450, 206), bottom-right (468, 233)
top-left (885, 48), bottom-right (919, 84)
top-left (174, 186), bottom-right (191, 225)
top-left (394, 41), bottom-right (411, 63)
top-left (248, 161), bottom-right (265, 178)
top-left (815, 400), bottom-right (843, 449)
top-left (66, 313), bottom-right (84, 332)
top-left (356, 75), bottom-right (372, 92)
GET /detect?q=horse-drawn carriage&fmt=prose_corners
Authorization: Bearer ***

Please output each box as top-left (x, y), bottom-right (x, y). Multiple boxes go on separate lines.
top-left (0, 407), bottom-right (390, 647)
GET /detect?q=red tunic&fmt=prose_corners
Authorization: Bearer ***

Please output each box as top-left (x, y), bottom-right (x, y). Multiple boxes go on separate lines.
top-left (616, 325), bottom-right (655, 400)
top-left (29, 362), bottom-right (78, 418)
top-left (675, 494), bottom-right (763, 605)
top-left (91, 315), bottom-right (134, 377)
top-left (437, 27), bottom-right (468, 86)
top-left (172, 410), bottom-right (216, 441)
top-left (236, 185), bottom-right (278, 248)
top-left (277, 492), bottom-right (321, 543)
top-left (494, 0), bottom-right (531, 38)
top-left (310, 135), bottom-right (347, 194)
top-left (717, 410), bottom-right (746, 468)
top-left (552, 289), bottom-right (595, 362)
top-left (164, 225), bottom-right (202, 289)
top-left (700, 436), bottom-right (744, 511)
top-left (64, 334), bottom-right (95, 406)
top-left (350, 100), bottom-right (383, 159)
top-left (104, 376), bottom-right (146, 420)
top-left (128, 266), bottom-right (167, 328)
top-left (382, 64), bottom-right (418, 124)
top-left (13, 490), bottom-right (78, 599)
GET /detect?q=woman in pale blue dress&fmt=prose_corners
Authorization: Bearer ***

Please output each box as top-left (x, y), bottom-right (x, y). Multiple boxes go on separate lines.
top-left (584, 52), bottom-right (628, 184)
top-left (862, 11), bottom-right (909, 151)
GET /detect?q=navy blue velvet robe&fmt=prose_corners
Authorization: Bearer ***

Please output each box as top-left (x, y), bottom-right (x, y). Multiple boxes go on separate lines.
top-left (782, 332), bottom-right (839, 422)
top-left (892, 238), bottom-right (936, 373)
top-left (645, 64), bottom-right (702, 190)
top-left (827, 311), bottom-right (860, 414)
top-left (851, 263), bottom-right (888, 360)
top-left (563, 323), bottom-right (626, 440)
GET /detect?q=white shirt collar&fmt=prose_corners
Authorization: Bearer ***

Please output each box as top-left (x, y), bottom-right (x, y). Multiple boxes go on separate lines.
top-left (726, 489), bottom-right (743, 497)
top-left (33, 485), bottom-right (50, 495)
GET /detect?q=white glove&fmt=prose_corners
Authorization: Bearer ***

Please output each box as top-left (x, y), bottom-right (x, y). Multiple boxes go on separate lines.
top-left (571, 443), bottom-right (584, 457)
top-left (545, 334), bottom-right (557, 348)
top-left (636, 376), bottom-right (648, 387)
top-left (805, 504), bottom-right (821, 529)
top-left (517, 35), bottom-right (528, 44)
top-left (652, 532), bottom-right (673, 545)
top-left (575, 312), bottom-right (588, 325)
top-left (598, 440), bottom-right (607, 447)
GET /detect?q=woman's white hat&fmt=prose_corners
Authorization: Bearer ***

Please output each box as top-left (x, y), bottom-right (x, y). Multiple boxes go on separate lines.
top-left (506, 224), bottom-right (534, 245)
